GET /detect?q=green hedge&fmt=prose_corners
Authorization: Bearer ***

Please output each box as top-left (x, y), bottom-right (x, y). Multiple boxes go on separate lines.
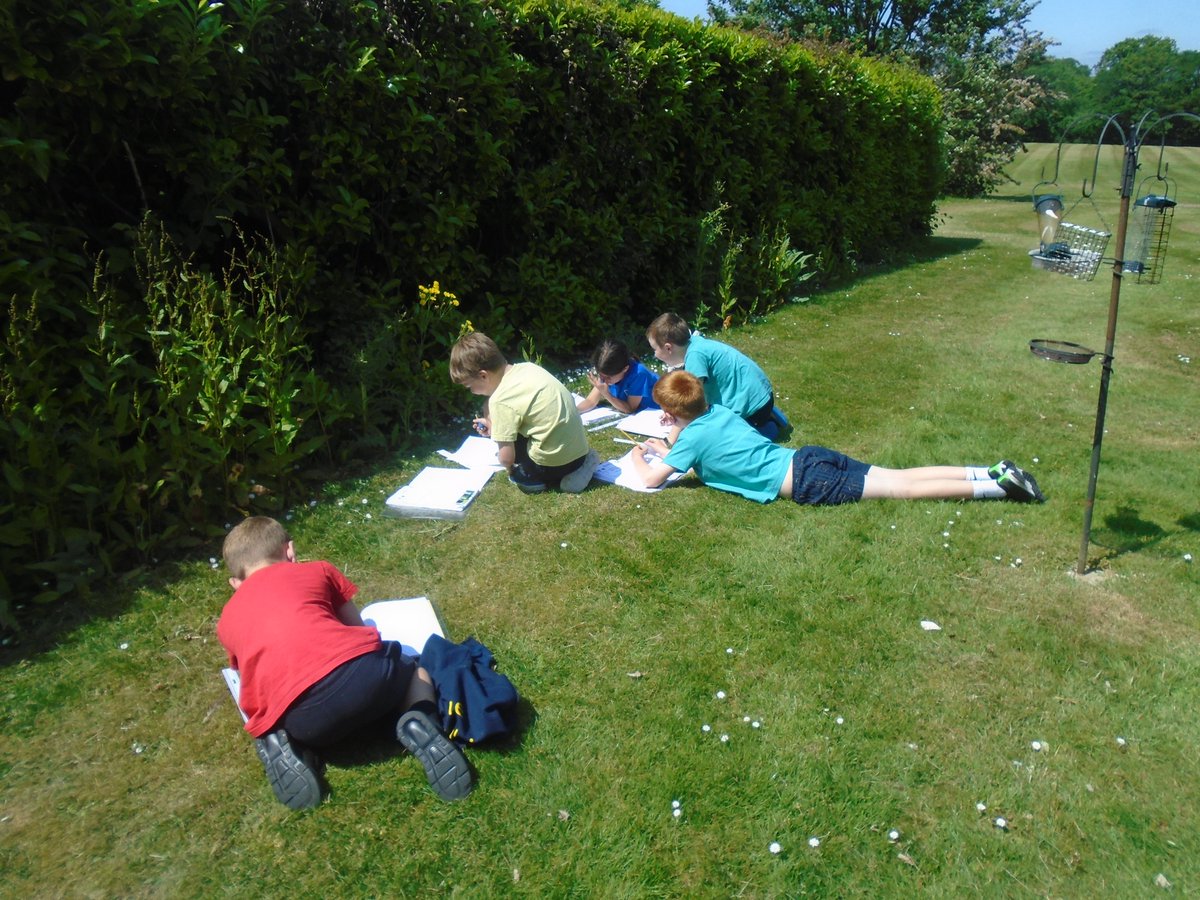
top-left (0, 0), bottom-right (942, 622)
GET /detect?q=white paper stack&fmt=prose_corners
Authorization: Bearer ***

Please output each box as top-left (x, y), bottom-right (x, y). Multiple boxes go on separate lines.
top-left (384, 466), bottom-right (493, 520)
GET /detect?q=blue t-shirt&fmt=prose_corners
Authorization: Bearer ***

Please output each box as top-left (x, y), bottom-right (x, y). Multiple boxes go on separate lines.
top-left (683, 333), bottom-right (772, 419)
top-left (609, 359), bottom-right (660, 411)
top-left (663, 405), bottom-right (792, 503)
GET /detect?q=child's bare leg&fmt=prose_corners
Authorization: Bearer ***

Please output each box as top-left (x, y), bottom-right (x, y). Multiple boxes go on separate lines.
top-left (862, 466), bottom-right (978, 500)
top-left (403, 666), bottom-right (438, 709)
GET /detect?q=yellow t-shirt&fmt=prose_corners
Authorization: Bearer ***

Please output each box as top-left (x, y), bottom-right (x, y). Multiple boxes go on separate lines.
top-left (489, 363), bottom-right (589, 466)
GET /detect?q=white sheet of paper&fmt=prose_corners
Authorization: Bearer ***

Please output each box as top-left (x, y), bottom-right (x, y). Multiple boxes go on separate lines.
top-left (437, 435), bottom-right (504, 471)
top-left (360, 596), bottom-right (447, 656)
top-left (571, 392), bottom-right (623, 426)
top-left (385, 466), bottom-right (493, 518)
top-left (614, 407), bottom-right (671, 439)
top-left (592, 449), bottom-right (683, 493)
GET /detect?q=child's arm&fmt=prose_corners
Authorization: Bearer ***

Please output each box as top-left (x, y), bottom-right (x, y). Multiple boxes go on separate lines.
top-left (607, 392), bottom-right (641, 415)
top-left (494, 440), bottom-right (516, 472)
top-left (576, 384), bottom-right (604, 412)
top-left (336, 600), bottom-right (365, 627)
top-left (631, 443), bottom-right (677, 488)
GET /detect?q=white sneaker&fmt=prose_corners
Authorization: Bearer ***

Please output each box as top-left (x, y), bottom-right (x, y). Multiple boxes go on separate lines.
top-left (560, 449), bottom-right (600, 493)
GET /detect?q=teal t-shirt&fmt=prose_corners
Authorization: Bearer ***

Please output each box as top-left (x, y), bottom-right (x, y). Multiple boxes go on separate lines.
top-left (683, 333), bottom-right (772, 419)
top-left (663, 405), bottom-right (792, 503)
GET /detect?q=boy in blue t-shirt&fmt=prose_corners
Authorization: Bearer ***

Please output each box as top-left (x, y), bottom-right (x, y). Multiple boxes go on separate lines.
top-left (576, 339), bottom-right (660, 415)
top-left (645, 312), bottom-right (788, 440)
top-left (631, 371), bottom-right (1045, 505)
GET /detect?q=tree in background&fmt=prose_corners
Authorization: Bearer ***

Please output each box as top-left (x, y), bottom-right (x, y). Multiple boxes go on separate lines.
top-left (1090, 38), bottom-right (1200, 144)
top-left (1013, 37), bottom-right (1200, 146)
top-left (706, 0), bottom-right (1050, 195)
top-left (1014, 54), bottom-right (1093, 142)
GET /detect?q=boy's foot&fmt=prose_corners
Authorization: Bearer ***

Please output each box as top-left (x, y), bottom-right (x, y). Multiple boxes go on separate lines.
top-left (997, 464), bottom-right (1046, 503)
top-left (560, 449), bottom-right (600, 493)
top-left (396, 710), bottom-right (475, 801)
top-left (254, 729), bottom-right (324, 810)
top-left (508, 466), bottom-right (548, 494)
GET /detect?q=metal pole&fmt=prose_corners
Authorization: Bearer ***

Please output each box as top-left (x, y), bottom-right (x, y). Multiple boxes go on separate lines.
top-left (1076, 135), bottom-right (1138, 575)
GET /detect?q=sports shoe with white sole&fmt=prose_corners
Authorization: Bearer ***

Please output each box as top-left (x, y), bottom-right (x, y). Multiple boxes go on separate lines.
top-left (254, 729), bottom-right (324, 810)
top-left (396, 710), bottom-right (475, 801)
top-left (560, 449), bottom-right (600, 493)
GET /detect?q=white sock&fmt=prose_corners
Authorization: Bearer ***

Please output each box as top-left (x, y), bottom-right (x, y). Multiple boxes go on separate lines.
top-left (973, 480), bottom-right (1006, 499)
top-left (966, 466), bottom-right (992, 481)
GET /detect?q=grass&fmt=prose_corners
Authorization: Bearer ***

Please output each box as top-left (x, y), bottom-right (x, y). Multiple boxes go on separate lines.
top-left (2, 144), bottom-right (1198, 897)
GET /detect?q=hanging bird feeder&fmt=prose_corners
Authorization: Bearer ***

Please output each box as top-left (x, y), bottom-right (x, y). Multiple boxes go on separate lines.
top-left (1028, 176), bottom-right (1110, 281)
top-left (1024, 111), bottom-right (1200, 574)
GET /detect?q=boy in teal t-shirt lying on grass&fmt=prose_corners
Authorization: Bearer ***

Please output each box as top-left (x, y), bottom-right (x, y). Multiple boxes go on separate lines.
top-left (631, 371), bottom-right (1044, 505)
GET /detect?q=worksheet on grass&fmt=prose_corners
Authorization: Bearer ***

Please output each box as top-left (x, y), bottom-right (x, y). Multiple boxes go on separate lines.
top-left (593, 449), bottom-right (684, 493)
top-left (613, 408), bottom-right (671, 440)
top-left (383, 466), bottom-right (493, 520)
top-left (437, 435), bottom-right (504, 471)
top-left (570, 392), bottom-right (623, 428)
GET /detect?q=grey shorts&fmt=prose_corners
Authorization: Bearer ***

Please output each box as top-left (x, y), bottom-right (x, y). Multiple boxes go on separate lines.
top-left (791, 446), bottom-right (868, 505)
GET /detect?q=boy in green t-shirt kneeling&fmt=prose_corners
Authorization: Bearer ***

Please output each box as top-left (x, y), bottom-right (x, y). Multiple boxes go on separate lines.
top-left (450, 332), bottom-right (599, 494)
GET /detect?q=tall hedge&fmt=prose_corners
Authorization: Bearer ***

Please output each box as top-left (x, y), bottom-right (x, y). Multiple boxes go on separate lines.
top-left (0, 0), bottom-right (942, 622)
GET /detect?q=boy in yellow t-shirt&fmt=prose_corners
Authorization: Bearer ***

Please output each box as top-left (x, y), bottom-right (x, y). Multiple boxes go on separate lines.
top-left (450, 332), bottom-right (599, 494)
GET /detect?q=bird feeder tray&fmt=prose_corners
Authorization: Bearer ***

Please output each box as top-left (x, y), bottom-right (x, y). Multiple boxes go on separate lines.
top-left (1029, 339), bottom-right (1103, 364)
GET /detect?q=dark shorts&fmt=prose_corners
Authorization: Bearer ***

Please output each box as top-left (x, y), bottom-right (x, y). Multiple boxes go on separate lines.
top-left (280, 641), bottom-right (417, 748)
top-left (791, 446), bottom-right (869, 506)
top-left (746, 393), bottom-right (776, 428)
top-left (512, 436), bottom-right (586, 487)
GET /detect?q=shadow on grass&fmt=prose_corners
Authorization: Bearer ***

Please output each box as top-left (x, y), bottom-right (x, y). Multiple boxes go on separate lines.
top-left (805, 235), bottom-right (984, 300)
top-left (321, 697), bottom-right (538, 801)
top-left (1089, 504), bottom-right (1200, 558)
top-left (0, 434), bottom-right (458, 671)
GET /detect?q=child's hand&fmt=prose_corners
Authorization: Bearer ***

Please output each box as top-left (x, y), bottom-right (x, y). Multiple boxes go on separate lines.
top-left (658, 411), bottom-right (676, 429)
top-left (472, 417), bottom-right (491, 438)
top-left (643, 437), bottom-right (670, 456)
top-left (586, 371), bottom-right (611, 396)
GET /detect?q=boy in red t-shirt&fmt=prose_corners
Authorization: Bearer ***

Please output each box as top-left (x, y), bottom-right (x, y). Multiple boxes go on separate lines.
top-left (217, 516), bottom-right (474, 809)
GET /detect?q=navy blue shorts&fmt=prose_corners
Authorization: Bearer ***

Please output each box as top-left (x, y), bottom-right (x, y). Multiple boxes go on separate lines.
top-left (280, 641), bottom-right (417, 748)
top-left (791, 446), bottom-right (869, 506)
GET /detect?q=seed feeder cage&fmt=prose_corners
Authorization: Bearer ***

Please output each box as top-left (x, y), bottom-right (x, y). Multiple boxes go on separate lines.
top-left (1122, 180), bottom-right (1177, 284)
top-left (1028, 185), bottom-right (1110, 281)
top-left (1025, 111), bottom-right (1200, 575)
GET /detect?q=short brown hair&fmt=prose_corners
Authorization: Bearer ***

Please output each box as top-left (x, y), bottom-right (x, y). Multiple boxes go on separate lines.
top-left (653, 370), bottom-right (708, 420)
top-left (450, 332), bottom-right (507, 383)
top-left (223, 516), bottom-right (290, 581)
top-left (645, 312), bottom-right (691, 348)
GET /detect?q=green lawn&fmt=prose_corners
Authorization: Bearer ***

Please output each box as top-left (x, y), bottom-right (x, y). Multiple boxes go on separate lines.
top-left (2, 144), bottom-right (1198, 897)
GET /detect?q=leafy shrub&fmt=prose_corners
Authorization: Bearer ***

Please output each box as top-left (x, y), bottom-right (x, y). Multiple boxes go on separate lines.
top-left (0, 0), bottom-right (942, 618)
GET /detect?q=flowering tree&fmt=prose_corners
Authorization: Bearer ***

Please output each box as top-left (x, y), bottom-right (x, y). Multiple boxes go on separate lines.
top-left (707, 0), bottom-right (1050, 195)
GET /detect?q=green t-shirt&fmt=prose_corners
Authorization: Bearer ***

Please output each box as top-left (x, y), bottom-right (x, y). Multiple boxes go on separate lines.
top-left (489, 363), bottom-right (589, 466)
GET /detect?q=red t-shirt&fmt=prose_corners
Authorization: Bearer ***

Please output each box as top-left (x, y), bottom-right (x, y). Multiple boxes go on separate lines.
top-left (216, 560), bottom-right (382, 736)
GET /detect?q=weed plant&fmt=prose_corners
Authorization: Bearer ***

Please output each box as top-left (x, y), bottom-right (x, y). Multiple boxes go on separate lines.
top-left (1, 147), bottom-right (1197, 896)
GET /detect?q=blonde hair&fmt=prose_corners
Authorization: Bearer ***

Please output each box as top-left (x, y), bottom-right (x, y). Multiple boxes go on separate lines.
top-left (645, 312), bottom-right (691, 348)
top-left (223, 516), bottom-right (290, 581)
top-left (653, 370), bottom-right (708, 421)
top-left (450, 332), bottom-right (507, 383)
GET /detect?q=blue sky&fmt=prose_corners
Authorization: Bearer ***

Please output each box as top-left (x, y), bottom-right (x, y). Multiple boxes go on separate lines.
top-left (652, 0), bottom-right (1200, 68)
